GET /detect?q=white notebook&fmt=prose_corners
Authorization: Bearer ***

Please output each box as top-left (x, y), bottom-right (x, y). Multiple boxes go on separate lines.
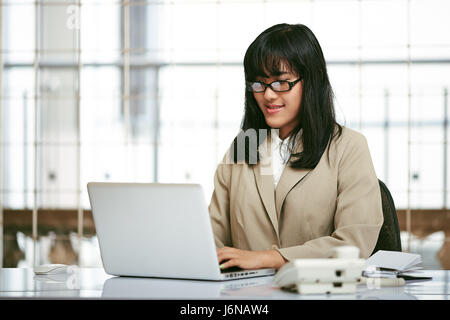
top-left (365, 250), bottom-right (422, 272)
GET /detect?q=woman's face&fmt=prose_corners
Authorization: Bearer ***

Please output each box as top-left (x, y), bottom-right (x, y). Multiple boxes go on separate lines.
top-left (253, 64), bottom-right (303, 140)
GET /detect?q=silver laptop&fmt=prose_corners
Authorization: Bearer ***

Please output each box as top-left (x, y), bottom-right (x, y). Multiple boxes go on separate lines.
top-left (87, 182), bottom-right (275, 281)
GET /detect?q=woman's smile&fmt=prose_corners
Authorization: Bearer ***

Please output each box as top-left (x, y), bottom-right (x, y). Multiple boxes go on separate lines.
top-left (265, 104), bottom-right (285, 114)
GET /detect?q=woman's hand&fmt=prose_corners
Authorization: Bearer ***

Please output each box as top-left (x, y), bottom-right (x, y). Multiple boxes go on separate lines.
top-left (217, 246), bottom-right (287, 270)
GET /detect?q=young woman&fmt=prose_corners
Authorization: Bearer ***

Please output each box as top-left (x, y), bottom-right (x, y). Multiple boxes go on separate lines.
top-left (209, 23), bottom-right (383, 271)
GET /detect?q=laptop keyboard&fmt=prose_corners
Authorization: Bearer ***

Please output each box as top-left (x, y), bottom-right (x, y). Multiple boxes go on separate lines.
top-left (220, 266), bottom-right (244, 273)
top-left (220, 266), bottom-right (261, 279)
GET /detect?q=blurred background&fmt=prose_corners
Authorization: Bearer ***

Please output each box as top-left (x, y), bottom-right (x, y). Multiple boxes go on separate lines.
top-left (0, 0), bottom-right (449, 269)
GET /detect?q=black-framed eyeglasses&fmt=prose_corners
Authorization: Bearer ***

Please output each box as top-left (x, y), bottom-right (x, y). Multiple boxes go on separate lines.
top-left (246, 77), bottom-right (303, 93)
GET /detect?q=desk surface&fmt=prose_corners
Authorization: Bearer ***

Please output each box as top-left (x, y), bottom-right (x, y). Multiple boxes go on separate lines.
top-left (0, 268), bottom-right (448, 300)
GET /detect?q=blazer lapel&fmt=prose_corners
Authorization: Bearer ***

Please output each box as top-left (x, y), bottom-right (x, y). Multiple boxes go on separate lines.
top-left (252, 130), bottom-right (312, 236)
top-left (252, 134), bottom-right (279, 238)
top-left (275, 135), bottom-right (311, 219)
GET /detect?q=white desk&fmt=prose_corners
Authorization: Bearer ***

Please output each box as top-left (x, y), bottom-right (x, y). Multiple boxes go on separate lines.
top-left (0, 268), bottom-right (448, 300)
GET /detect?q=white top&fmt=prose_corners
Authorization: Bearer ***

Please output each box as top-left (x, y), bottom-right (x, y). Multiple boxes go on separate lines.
top-left (271, 130), bottom-right (299, 188)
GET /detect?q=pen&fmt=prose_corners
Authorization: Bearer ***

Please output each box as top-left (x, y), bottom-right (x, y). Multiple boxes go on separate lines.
top-left (360, 276), bottom-right (405, 287)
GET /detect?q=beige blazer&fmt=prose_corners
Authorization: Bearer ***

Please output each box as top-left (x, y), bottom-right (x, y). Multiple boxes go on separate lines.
top-left (208, 126), bottom-right (383, 260)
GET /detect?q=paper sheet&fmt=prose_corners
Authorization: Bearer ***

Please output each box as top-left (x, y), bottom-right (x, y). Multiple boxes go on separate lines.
top-left (365, 250), bottom-right (422, 272)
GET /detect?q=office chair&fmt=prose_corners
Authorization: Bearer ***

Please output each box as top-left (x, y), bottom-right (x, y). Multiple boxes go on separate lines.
top-left (370, 179), bottom-right (402, 256)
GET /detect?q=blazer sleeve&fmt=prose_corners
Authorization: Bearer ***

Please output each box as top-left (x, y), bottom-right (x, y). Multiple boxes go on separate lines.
top-left (277, 132), bottom-right (384, 260)
top-left (208, 153), bottom-right (232, 248)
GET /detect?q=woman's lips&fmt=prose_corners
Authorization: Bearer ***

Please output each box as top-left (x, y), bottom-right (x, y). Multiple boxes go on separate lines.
top-left (265, 104), bottom-right (284, 114)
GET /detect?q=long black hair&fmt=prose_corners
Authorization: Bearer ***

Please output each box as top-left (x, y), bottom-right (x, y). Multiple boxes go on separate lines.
top-left (231, 23), bottom-right (342, 169)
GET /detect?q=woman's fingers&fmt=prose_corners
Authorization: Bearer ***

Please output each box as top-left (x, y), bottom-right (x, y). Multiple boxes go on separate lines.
top-left (216, 247), bottom-right (281, 270)
top-left (219, 258), bottom-right (240, 270)
top-left (217, 247), bottom-right (265, 270)
top-left (217, 247), bottom-right (245, 269)
top-left (217, 246), bottom-right (235, 257)
top-left (217, 247), bottom-right (238, 263)
top-left (217, 246), bottom-right (234, 253)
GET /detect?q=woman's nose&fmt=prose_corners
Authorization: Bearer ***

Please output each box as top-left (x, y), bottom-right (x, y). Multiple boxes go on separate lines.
top-left (263, 86), bottom-right (279, 100)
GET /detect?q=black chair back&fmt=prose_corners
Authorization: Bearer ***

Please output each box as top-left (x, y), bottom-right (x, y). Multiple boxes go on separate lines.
top-left (371, 179), bottom-right (402, 256)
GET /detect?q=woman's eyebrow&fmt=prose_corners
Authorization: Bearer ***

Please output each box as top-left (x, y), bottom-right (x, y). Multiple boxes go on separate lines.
top-left (270, 71), bottom-right (288, 76)
top-left (255, 71), bottom-right (292, 80)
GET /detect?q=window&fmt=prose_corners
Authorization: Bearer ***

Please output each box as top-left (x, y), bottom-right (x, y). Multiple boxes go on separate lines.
top-left (1, 0), bottom-right (450, 269)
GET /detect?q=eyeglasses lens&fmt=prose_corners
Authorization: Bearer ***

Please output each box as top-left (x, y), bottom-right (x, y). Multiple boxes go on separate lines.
top-left (251, 82), bottom-right (264, 92)
top-left (250, 81), bottom-right (290, 92)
